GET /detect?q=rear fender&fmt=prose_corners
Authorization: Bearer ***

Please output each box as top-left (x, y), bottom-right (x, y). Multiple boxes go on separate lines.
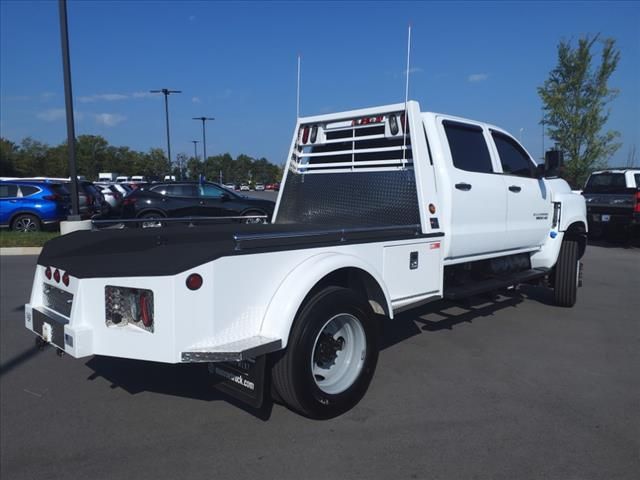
top-left (259, 252), bottom-right (392, 348)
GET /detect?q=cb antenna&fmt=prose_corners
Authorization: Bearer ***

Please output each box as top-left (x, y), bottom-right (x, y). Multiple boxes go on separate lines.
top-left (402, 23), bottom-right (412, 164)
top-left (296, 53), bottom-right (301, 119)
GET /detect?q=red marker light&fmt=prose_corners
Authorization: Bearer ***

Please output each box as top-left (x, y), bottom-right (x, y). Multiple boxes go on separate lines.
top-left (139, 292), bottom-right (153, 327)
top-left (186, 273), bottom-right (203, 291)
top-left (62, 272), bottom-right (70, 286)
top-left (302, 126), bottom-right (310, 144)
top-left (53, 269), bottom-right (60, 283)
top-left (45, 267), bottom-right (52, 280)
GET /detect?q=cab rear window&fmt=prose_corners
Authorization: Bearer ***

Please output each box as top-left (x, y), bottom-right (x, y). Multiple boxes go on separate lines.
top-left (584, 173), bottom-right (626, 192)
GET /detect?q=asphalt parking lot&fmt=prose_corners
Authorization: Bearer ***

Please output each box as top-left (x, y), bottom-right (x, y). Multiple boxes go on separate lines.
top-left (1, 243), bottom-right (638, 480)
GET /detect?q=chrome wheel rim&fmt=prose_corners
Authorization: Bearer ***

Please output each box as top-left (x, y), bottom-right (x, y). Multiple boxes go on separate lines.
top-left (311, 313), bottom-right (366, 395)
top-left (14, 217), bottom-right (37, 232)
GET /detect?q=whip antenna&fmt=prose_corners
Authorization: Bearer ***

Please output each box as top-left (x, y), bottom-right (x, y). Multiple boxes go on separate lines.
top-left (402, 23), bottom-right (412, 164)
top-left (296, 54), bottom-right (301, 119)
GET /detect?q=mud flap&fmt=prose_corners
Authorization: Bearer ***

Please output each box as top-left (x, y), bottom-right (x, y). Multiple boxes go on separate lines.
top-left (209, 355), bottom-right (266, 409)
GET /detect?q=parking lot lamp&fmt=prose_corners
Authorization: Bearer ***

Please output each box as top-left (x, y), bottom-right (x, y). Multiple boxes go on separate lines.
top-left (150, 89), bottom-right (181, 165)
top-left (192, 140), bottom-right (199, 160)
top-left (192, 116), bottom-right (215, 162)
top-left (58, 0), bottom-right (80, 219)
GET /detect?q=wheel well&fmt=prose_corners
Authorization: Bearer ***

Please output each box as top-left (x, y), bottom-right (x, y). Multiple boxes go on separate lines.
top-left (136, 209), bottom-right (167, 218)
top-left (304, 267), bottom-right (389, 318)
top-left (565, 221), bottom-right (587, 259)
top-left (10, 211), bottom-right (41, 227)
top-left (241, 208), bottom-right (267, 216)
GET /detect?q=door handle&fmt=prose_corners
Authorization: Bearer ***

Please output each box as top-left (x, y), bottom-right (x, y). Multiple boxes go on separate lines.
top-left (199, 200), bottom-right (205, 205)
top-left (455, 183), bottom-right (472, 191)
top-left (508, 185), bottom-right (522, 193)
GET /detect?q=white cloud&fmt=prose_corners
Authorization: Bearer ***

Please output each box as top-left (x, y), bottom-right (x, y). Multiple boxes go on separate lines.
top-left (191, 96), bottom-right (201, 104)
top-left (94, 113), bottom-right (126, 127)
top-left (132, 91), bottom-right (157, 99)
top-left (36, 108), bottom-right (66, 121)
top-left (188, 15), bottom-right (196, 22)
top-left (217, 88), bottom-right (233, 100)
top-left (78, 93), bottom-right (129, 103)
top-left (37, 108), bottom-right (83, 121)
top-left (3, 95), bottom-right (31, 101)
top-left (40, 92), bottom-right (55, 100)
top-left (403, 67), bottom-right (423, 76)
top-left (468, 73), bottom-right (489, 83)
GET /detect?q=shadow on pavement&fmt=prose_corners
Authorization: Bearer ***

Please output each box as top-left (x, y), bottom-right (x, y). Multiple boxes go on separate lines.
top-left (84, 356), bottom-right (274, 420)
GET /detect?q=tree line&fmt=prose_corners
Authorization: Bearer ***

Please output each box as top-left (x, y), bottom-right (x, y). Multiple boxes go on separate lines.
top-left (0, 135), bottom-right (284, 184)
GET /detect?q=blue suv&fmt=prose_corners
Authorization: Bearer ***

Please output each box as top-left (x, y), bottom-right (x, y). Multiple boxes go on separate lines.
top-left (0, 180), bottom-right (71, 232)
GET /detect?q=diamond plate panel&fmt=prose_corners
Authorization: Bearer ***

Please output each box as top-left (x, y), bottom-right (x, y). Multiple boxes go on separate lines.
top-left (276, 170), bottom-right (420, 226)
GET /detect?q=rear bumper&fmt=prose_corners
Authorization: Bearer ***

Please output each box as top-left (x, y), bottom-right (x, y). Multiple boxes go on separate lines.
top-left (25, 304), bottom-right (93, 358)
top-left (587, 211), bottom-right (640, 228)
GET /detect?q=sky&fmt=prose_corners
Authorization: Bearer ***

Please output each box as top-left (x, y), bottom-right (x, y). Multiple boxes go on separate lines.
top-left (1, 0), bottom-right (639, 168)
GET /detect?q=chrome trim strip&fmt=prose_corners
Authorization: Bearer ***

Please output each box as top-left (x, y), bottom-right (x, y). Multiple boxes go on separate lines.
top-left (181, 338), bottom-right (282, 363)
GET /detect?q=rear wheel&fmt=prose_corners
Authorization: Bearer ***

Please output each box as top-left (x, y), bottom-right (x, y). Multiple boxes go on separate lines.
top-left (138, 212), bottom-right (164, 228)
top-left (242, 210), bottom-right (268, 224)
top-left (271, 286), bottom-right (379, 419)
top-left (553, 239), bottom-right (579, 307)
top-left (12, 214), bottom-right (41, 232)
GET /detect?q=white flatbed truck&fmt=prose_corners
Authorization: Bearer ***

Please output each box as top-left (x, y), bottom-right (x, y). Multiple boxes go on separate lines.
top-left (25, 101), bottom-right (587, 418)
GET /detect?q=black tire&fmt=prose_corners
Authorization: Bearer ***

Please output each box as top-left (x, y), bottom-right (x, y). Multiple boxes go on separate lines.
top-left (271, 286), bottom-right (379, 419)
top-left (11, 214), bottom-right (41, 232)
top-left (553, 239), bottom-right (579, 307)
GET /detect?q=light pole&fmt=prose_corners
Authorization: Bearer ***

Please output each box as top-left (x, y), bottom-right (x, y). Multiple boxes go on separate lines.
top-left (192, 116), bottom-right (214, 162)
top-left (192, 140), bottom-right (199, 160)
top-left (519, 127), bottom-right (524, 144)
top-left (58, 0), bottom-right (79, 219)
top-left (150, 88), bottom-right (181, 165)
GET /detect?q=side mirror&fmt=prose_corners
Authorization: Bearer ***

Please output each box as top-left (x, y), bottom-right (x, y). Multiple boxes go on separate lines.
top-left (544, 149), bottom-right (563, 178)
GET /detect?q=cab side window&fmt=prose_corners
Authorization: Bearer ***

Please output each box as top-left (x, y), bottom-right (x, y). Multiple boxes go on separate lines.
top-left (492, 132), bottom-right (536, 178)
top-left (443, 121), bottom-right (494, 174)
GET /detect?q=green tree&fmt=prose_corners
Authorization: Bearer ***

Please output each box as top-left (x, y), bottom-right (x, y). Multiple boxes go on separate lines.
top-left (0, 138), bottom-right (20, 176)
top-left (538, 35), bottom-right (621, 188)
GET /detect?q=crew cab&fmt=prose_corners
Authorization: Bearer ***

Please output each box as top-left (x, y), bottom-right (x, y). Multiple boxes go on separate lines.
top-left (582, 169), bottom-right (640, 238)
top-left (25, 101), bottom-right (587, 419)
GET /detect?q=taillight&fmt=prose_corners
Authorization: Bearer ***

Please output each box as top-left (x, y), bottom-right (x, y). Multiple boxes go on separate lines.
top-left (62, 272), bottom-right (70, 287)
top-left (139, 292), bottom-right (153, 327)
top-left (302, 126), bottom-right (310, 144)
top-left (186, 273), bottom-right (203, 290)
top-left (53, 269), bottom-right (60, 283)
top-left (635, 191), bottom-right (640, 213)
top-left (310, 125), bottom-right (318, 143)
top-left (45, 267), bottom-right (52, 280)
top-left (400, 113), bottom-right (409, 133)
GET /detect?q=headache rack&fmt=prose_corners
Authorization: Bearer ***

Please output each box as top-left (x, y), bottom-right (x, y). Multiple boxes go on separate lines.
top-left (291, 109), bottom-right (412, 174)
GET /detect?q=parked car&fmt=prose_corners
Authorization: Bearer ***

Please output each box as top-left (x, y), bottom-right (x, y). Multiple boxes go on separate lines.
top-left (223, 183), bottom-right (237, 190)
top-left (96, 184), bottom-right (124, 214)
top-left (255, 183), bottom-right (265, 191)
top-left (0, 180), bottom-right (70, 231)
top-left (582, 168), bottom-right (640, 238)
top-left (240, 184), bottom-right (250, 191)
top-left (120, 181), bottom-right (275, 223)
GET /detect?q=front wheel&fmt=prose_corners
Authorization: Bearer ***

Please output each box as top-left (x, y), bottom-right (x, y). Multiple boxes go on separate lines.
top-left (553, 239), bottom-right (579, 307)
top-left (138, 212), bottom-right (164, 228)
top-left (12, 214), bottom-right (41, 232)
top-left (271, 286), bottom-right (379, 419)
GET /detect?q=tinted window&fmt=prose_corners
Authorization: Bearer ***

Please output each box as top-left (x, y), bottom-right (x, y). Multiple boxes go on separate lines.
top-left (584, 173), bottom-right (626, 192)
top-left (443, 121), bottom-right (493, 174)
top-left (151, 184), bottom-right (197, 197)
top-left (0, 184), bottom-right (18, 198)
top-left (51, 184), bottom-right (70, 195)
top-left (19, 186), bottom-right (40, 197)
top-left (492, 132), bottom-right (536, 177)
top-left (199, 184), bottom-right (226, 198)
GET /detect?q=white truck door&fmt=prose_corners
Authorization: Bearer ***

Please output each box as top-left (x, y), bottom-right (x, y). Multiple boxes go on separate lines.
top-left (441, 120), bottom-right (508, 259)
top-left (489, 131), bottom-right (552, 249)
